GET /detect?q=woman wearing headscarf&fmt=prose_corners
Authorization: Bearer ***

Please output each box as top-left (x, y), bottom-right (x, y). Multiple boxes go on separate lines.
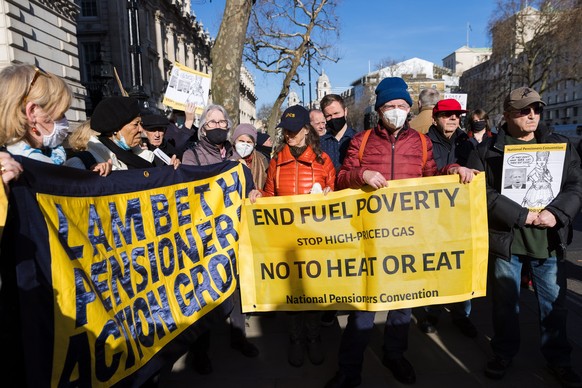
top-left (231, 123), bottom-right (268, 190)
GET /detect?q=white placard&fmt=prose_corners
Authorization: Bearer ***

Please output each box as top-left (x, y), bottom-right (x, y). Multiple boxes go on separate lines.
top-left (444, 93), bottom-right (468, 110)
top-left (501, 143), bottom-right (567, 211)
top-left (162, 62), bottom-right (211, 114)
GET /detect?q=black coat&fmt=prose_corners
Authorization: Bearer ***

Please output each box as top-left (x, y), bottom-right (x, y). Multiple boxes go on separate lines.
top-left (465, 124), bottom-right (582, 260)
top-left (426, 126), bottom-right (469, 169)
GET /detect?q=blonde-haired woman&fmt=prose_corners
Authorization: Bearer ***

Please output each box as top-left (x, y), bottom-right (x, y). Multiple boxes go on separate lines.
top-left (0, 63), bottom-right (110, 175)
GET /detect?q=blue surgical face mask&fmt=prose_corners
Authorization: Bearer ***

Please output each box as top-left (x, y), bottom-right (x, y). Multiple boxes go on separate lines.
top-left (42, 117), bottom-right (70, 148)
top-left (113, 135), bottom-right (132, 151)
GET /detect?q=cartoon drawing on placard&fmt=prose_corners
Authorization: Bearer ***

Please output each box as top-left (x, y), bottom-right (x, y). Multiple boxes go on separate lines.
top-left (501, 144), bottom-right (566, 211)
top-left (521, 151), bottom-right (554, 208)
top-left (185, 77), bottom-right (206, 107)
top-left (162, 62), bottom-right (210, 114)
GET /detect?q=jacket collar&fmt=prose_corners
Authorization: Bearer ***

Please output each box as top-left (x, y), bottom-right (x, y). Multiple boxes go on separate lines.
top-left (494, 122), bottom-right (549, 151)
top-left (276, 144), bottom-right (316, 165)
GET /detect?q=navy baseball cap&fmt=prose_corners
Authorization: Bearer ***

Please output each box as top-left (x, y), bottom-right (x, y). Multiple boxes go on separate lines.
top-left (277, 105), bottom-right (309, 132)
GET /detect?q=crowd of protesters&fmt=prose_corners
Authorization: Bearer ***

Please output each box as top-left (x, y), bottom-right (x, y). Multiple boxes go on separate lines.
top-left (0, 62), bottom-right (581, 388)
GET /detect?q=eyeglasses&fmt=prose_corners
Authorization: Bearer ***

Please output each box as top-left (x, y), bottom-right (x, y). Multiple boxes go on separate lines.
top-left (511, 106), bottom-right (543, 117)
top-left (437, 112), bottom-right (462, 118)
top-left (205, 119), bottom-right (228, 129)
top-left (22, 66), bottom-right (50, 103)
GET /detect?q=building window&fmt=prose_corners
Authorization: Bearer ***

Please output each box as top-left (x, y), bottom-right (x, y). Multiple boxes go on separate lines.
top-left (573, 107), bottom-right (578, 117)
top-left (149, 59), bottom-right (155, 94)
top-left (80, 0), bottom-right (98, 17)
top-left (80, 42), bottom-right (101, 82)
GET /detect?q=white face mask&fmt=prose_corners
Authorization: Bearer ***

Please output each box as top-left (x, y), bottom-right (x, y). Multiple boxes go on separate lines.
top-left (235, 142), bottom-right (254, 158)
top-left (382, 108), bottom-right (408, 130)
top-left (42, 117), bottom-right (70, 148)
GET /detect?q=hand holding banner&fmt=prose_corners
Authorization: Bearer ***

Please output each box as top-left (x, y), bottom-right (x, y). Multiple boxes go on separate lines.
top-left (239, 174), bottom-right (489, 312)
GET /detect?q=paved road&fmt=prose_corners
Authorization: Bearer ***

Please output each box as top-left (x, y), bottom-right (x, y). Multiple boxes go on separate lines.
top-left (158, 212), bottom-right (582, 387)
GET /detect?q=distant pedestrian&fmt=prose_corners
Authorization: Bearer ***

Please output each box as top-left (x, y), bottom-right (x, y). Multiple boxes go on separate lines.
top-left (320, 94), bottom-right (357, 172)
top-left (409, 87), bottom-right (440, 134)
top-left (310, 108), bottom-right (327, 136)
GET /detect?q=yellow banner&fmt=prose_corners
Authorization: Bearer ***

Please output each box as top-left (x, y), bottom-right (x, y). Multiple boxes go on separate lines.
top-left (0, 182), bottom-right (6, 233)
top-left (239, 174), bottom-right (489, 312)
top-left (37, 165), bottom-right (246, 387)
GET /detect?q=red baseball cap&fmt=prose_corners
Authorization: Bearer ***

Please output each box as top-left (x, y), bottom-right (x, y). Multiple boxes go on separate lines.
top-left (432, 99), bottom-right (468, 115)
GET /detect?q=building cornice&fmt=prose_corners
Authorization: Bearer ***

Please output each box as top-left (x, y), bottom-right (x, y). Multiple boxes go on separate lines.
top-left (36, 0), bottom-right (79, 22)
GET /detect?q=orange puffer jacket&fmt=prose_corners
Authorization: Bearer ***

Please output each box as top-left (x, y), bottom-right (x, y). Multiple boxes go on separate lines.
top-left (262, 144), bottom-right (336, 196)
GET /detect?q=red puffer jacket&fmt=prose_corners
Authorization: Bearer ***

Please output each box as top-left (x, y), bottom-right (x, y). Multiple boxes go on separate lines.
top-left (337, 125), bottom-right (438, 190)
top-left (262, 144), bottom-right (336, 196)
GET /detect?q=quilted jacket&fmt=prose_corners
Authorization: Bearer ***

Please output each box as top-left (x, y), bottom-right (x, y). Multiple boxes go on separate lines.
top-left (262, 144), bottom-right (335, 196)
top-left (337, 124), bottom-right (438, 190)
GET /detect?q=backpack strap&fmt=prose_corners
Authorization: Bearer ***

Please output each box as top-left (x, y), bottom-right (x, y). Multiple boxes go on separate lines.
top-left (358, 128), bottom-right (373, 163)
top-left (419, 132), bottom-right (428, 169)
top-left (358, 128), bottom-right (428, 169)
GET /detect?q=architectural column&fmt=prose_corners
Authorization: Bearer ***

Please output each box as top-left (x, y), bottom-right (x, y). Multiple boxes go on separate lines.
top-left (154, 11), bottom-right (165, 78)
top-left (166, 24), bottom-right (176, 63)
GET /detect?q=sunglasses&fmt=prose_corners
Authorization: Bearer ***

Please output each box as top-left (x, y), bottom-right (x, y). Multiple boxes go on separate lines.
top-left (437, 112), bottom-right (462, 118)
top-left (511, 106), bottom-right (543, 117)
top-left (22, 66), bottom-right (50, 103)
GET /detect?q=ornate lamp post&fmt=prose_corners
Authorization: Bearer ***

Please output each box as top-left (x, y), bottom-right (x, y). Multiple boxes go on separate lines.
top-left (127, 0), bottom-right (149, 111)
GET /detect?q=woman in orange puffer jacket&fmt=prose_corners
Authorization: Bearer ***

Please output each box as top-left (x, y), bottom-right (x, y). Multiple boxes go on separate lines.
top-left (258, 105), bottom-right (335, 197)
top-left (249, 105), bottom-right (335, 368)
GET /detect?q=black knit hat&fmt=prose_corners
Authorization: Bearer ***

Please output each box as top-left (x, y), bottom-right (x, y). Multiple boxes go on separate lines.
top-left (91, 96), bottom-right (140, 135)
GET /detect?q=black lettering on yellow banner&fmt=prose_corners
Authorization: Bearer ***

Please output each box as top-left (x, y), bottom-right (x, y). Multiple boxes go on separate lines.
top-left (240, 174), bottom-right (489, 312)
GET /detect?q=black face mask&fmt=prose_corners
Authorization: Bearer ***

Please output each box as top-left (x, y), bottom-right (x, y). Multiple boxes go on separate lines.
top-left (206, 128), bottom-right (229, 145)
top-left (471, 121), bottom-right (487, 132)
top-left (326, 116), bottom-right (346, 135)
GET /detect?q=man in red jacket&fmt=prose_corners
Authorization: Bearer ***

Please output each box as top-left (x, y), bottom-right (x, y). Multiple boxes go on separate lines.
top-left (326, 77), bottom-right (476, 388)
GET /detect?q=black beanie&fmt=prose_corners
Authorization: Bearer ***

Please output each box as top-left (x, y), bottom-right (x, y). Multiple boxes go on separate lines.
top-left (91, 96), bottom-right (140, 135)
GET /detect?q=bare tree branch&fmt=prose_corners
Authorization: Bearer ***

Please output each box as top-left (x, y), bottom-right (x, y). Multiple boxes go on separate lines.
top-left (244, 0), bottom-right (340, 137)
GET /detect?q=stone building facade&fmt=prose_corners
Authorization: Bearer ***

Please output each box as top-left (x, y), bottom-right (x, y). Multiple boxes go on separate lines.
top-left (76, 0), bottom-right (256, 122)
top-left (0, 0), bottom-right (87, 123)
top-left (76, 0), bottom-right (213, 113)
